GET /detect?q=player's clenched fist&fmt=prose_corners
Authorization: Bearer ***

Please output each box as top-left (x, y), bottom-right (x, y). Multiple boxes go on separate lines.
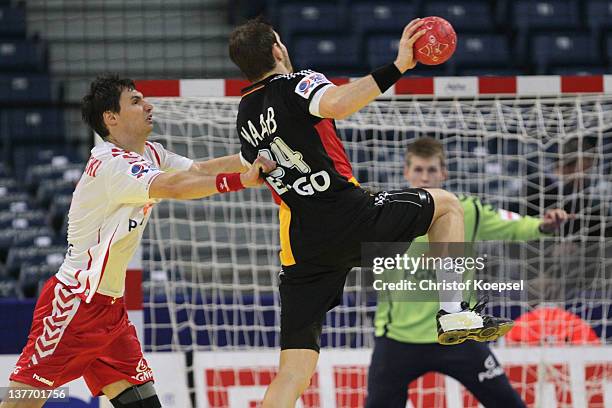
top-left (240, 155), bottom-right (277, 187)
top-left (539, 208), bottom-right (573, 234)
top-left (394, 18), bottom-right (427, 73)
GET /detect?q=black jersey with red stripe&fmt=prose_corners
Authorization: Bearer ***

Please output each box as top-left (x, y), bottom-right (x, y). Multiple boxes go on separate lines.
top-left (237, 70), bottom-right (372, 265)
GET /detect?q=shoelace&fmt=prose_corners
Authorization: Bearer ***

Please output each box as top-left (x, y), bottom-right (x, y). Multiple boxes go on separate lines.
top-left (460, 295), bottom-right (489, 314)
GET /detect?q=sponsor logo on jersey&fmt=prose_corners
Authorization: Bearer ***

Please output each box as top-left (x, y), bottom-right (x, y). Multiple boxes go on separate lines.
top-left (128, 203), bottom-right (153, 232)
top-left (136, 358), bottom-right (149, 372)
top-left (131, 358), bottom-right (154, 382)
top-left (32, 373), bottom-right (54, 386)
top-left (294, 72), bottom-right (331, 99)
top-left (266, 170), bottom-right (331, 197)
top-left (128, 219), bottom-right (140, 231)
top-left (478, 355), bottom-right (504, 382)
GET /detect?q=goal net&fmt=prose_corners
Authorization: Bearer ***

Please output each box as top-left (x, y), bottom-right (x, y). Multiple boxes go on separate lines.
top-left (142, 91), bottom-right (611, 407)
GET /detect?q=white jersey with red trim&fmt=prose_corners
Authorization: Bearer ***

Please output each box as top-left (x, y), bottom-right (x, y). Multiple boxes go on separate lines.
top-left (55, 141), bottom-right (193, 303)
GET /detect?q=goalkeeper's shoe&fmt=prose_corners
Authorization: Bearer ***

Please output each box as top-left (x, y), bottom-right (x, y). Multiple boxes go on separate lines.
top-left (436, 297), bottom-right (514, 345)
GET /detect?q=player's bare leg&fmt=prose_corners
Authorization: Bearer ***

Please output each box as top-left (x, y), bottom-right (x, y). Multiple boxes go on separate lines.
top-left (0, 381), bottom-right (47, 408)
top-left (261, 348), bottom-right (318, 408)
top-left (424, 188), bottom-right (514, 344)
top-left (102, 379), bottom-right (133, 399)
top-left (424, 188), bottom-right (466, 307)
top-left (424, 188), bottom-right (464, 243)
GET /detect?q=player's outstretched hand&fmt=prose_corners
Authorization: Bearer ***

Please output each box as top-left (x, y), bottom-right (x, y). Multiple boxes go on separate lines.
top-left (539, 208), bottom-right (574, 233)
top-left (240, 155), bottom-right (277, 187)
top-left (394, 18), bottom-right (427, 73)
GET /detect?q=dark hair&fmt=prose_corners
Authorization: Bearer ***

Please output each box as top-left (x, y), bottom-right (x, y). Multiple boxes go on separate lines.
top-left (228, 18), bottom-right (277, 82)
top-left (405, 137), bottom-right (446, 168)
top-left (81, 74), bottom-right (135, 138)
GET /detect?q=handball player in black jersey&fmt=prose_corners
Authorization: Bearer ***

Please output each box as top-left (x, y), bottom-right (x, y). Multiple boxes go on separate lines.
top-left (229, 18), bottom-right (512, 407)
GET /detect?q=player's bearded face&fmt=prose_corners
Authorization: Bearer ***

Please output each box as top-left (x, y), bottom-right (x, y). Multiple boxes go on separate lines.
top-left (404, 156), bottom-right (447, 189)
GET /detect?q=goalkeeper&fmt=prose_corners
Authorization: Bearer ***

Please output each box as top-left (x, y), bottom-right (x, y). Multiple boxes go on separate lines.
top-left (365, 137), bottom-right (570, 408)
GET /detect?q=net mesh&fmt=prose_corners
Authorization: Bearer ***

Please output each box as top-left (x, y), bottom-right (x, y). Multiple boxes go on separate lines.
top-left (141, 95), bottom-right (611, 406)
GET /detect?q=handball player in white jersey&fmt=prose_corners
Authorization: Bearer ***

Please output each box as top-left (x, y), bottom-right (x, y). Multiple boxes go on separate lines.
top-left (2, 74), bottom-right (274, 408)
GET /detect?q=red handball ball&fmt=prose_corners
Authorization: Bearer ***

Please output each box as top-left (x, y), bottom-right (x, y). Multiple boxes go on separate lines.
top-left (414, 16), bottom-right (457, 65)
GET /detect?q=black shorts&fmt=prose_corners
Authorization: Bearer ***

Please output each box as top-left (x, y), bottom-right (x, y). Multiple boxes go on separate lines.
top-left (279, 188), bottom-right (435, 351)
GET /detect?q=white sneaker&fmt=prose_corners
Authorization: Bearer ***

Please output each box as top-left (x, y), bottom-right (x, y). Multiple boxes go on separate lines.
top-left (436, 298), bottom-right (514, 345)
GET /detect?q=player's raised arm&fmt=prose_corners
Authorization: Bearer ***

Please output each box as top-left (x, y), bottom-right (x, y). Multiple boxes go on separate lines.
top-left (150, 155), bottom-right (275, 200)
top-left (318, 19), bottom-right (426, 120)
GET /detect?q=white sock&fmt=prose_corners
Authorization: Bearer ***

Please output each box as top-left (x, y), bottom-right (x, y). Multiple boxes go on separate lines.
top-left (436, 264), bottom-right (463, 313)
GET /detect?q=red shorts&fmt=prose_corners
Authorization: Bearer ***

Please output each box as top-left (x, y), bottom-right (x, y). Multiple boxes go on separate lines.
top-left (9, 277), bottom-right (154, 396)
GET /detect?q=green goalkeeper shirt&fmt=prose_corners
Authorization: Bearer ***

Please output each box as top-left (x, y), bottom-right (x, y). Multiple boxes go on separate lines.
top-left (373, 195), bottom-right (548, 344)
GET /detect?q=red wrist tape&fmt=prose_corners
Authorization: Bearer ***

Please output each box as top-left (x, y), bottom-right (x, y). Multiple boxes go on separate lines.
top-left (216, 173), bottom-right (244, 193)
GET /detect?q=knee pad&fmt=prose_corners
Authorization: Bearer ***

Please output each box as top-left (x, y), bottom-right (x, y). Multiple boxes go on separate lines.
top-left (110, 382), bottom-right (161, 408)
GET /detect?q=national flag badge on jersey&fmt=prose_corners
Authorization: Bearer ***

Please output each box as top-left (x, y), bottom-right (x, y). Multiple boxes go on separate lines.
top-left (128, 162), bottom-right (157, 179)
top-left (498, 209), bottom-right (521, 220)
top-left (294, 72), bottom-right (330, 99)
